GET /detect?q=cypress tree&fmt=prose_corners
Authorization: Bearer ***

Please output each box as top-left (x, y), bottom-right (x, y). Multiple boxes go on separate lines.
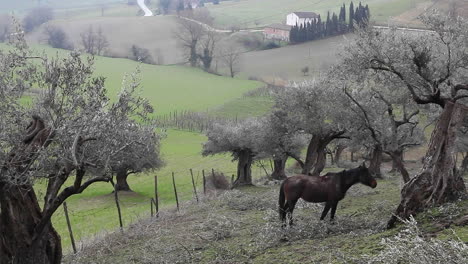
top-left (365, 4), bottom-right (370, 23)
top-left (326, 11), bottom-right (331, 36)
top-left (299, 24), bottom-right (305, 42)
top-left (332, 12), bottom-right (338, 35)
top-left (349, 1), bottom-right (354, 31)
top-left (317, 14), bottom-right (322, 38)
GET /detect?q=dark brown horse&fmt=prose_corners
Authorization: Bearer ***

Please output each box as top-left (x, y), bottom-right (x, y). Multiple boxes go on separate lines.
top-left (279, 163), bottom-right (377, 225)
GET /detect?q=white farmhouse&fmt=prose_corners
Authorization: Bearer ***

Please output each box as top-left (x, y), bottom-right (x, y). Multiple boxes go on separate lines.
top-left (286, 12), bottom-right (319, 26)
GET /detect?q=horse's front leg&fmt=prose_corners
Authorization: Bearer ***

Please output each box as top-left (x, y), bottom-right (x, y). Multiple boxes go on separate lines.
top-left (320, 202), bottom-right (331, 220)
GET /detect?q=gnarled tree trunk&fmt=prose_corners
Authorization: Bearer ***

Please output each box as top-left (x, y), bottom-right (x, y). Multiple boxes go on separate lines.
top-left (271, 157), bottom-right (287, 180)
top-left (368, 145), bottom-right (383, 178)
top-left (0, 183), bottom-right (61, 264)
top-left (302, 132), bottom-right (343, 176)
top-left (233, 149), bottom-right (253, 187)
top-left (334, 144), bottom-right (346, 167)
top-left (388, 102), bottom-right (467, 228)
top-left (115, 168), bottom-right (132, 192)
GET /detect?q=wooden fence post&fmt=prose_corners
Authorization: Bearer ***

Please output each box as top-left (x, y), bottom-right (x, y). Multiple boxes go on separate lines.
top-left (202, 169), bottom-right (206, 195)
top-left (172, 172), bottom-right (180, 211)
top-left (231, 174), bottom-right (235, 186)
top-left (63, 202), bottom-right (77, 254)
top-left (190, 169), bottom-right (199, 203)
top-left (154, 175), bottom-right (159, 217)
top-left (111, 180), bottom-right (124, 231)
top-left (150, 198), bottom-right (154, 217)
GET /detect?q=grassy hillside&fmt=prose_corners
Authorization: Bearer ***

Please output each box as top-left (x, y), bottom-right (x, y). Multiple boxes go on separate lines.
top-left (65, 169), bottom-right (468, 263)
top-left (206, 0), bottom-right (431, 28)
top-left (22, 44), bottom-right (262, 115)
top-left (235, 34), bottom-right (345, 81)
top-left (48, 128), bottom-right (273, 250)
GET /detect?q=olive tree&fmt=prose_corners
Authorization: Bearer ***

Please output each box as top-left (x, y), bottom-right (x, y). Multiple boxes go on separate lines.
top-left (343, 83), bottom-right (424, 182)
top-left (255, 114), bottom-right (307, 180)
top-left (202, 119), bottom-right (263, 187)
top-left (272, 80), bottom-right (350, 175)
top-left (0, 36), bottom-right (156, 263)
top-left (339, 13), bottom-right (468, 227)
top-left (111, 124), bottom-right (163, 192)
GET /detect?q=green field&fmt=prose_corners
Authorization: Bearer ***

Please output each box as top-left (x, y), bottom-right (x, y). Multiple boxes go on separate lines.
top-left (24, 44), bottom-right (262, 115)
top-left (206, 0), bottom-right (430, 28)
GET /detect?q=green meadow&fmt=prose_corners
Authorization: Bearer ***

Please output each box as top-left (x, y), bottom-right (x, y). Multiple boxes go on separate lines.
top-left (25, 45), bottom-right (262, 115)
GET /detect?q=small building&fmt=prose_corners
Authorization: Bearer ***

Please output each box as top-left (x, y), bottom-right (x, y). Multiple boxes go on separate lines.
top-left (286, 12), bottom-right (319, 26)
top-left (263, 23), bottom-right (292, 42)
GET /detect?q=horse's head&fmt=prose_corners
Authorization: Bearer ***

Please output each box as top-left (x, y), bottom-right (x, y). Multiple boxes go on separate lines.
top-left (358, 162), bottom-right (377, 188)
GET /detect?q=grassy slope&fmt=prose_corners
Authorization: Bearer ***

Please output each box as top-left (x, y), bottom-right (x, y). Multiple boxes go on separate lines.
top-left (206, 0), bottom-right (430, 28)
top-left (237, 34), bottom-right (345, 80)
top-left (25, 44), bottom-right (261, 115)
top-left (65, 170), bottom-right (468, 263)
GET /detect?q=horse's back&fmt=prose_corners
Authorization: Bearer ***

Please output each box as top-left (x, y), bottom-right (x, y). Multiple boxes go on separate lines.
top-left (283, 174), bottom-right (329, 202)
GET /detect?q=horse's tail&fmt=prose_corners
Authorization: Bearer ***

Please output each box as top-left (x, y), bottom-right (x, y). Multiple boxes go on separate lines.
top-left (278, 181), bottom-right (287, 222)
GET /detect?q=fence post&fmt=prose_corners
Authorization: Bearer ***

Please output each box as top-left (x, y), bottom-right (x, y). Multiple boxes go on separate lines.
top-left (150, 198), bottom-right (154, 217)
top-left (63, 202), bottom-right (77, 254)
top-left (202, 169), bottom-right (206, 195)
top-left (190, 169), bottom-right (199, 203)
top-left (231, 174), bottom-right (235, 186)
top-left (154, 175), bottom-right (159, 217)
top-left (172, 172), bottom-right (180, 211)
top-left (111, 180), bottom-right (124, 231)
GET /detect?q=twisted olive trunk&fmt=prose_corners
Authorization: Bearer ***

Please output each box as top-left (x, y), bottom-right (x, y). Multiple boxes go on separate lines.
top-left (233, 149), bottom-right (253, 187)
top-left (368, 145), bottom-right (383, 178)
top-left (271, 157), bottom-right (287, 180)
top-left (388, 102), bottom-right (467, 228)
top-left (334, 145), bottom-right (346, 167)
top-left (115, 168), bottom-right (132, 192)
top-left (0, 182), bottom-right (62, 264)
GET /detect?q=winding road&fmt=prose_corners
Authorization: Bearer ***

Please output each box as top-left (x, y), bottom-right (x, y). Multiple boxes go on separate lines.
top-left (137, 0), bottom-right (153, 16)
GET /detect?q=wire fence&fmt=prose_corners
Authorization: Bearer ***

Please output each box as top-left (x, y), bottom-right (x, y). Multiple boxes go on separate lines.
top-left (58, 166), bottom-right (266, 254)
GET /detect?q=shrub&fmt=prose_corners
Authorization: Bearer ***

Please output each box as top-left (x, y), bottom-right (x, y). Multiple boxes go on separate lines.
top-left (261, 41), bottom-right (280, 50)
top-left (130, 45), bottom-right (154, 64)
top-left (206, 171), bottom-right (230, 190)
top-left (44, 26), bottom-right (73, 50)
top-left (23, 6), bottom-right (53, 33)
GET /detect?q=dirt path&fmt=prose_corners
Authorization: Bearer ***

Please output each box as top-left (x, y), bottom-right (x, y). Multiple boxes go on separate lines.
top-left (137, 0), bottom-right (153, 16)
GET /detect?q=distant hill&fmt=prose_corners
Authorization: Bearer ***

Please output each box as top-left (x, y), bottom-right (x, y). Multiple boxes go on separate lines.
top-left (0, 0), bottom-right (122, 13)
top-left (27, 16), bottom-right (182, 64)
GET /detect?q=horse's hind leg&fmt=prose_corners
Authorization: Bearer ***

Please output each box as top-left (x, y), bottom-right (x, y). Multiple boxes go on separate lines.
top-left (287, 199), bottom-right (298, 226)
top-left (330, 201), bottom-right (339, 221)
top-left (280, 202), bottom-right (289, 227)
top-left (320, 202), bottom-right (332, 220)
